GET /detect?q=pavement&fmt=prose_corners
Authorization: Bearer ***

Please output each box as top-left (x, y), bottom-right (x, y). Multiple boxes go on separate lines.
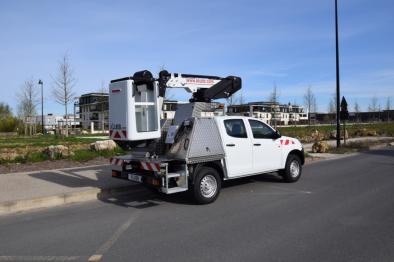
top-left (0, 136), bottom-right (392, 215)
top-left (0, 147), bottom-right (393, 262)
top-left (0, 165), bottom-right (137, 215)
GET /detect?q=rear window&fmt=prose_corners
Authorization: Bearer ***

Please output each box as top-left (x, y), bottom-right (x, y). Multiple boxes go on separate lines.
top-left (224, 119), bottom-right (247, 138)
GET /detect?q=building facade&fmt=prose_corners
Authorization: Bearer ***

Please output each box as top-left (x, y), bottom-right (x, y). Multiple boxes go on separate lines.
top-left (227, 102), bottom-right (308, 126)
top-left (76, 93), bottom-right (109, 131)
top-left (25, 114), bottom-right (80, 131)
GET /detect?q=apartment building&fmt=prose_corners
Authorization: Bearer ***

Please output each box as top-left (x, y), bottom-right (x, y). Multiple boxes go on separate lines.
top-left (227, 102), bottom-right (308, 126)
top-left (76, 93), bottom-right (109, 131)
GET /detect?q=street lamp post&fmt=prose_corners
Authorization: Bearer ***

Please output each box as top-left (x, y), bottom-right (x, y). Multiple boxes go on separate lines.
top-left (335, 0), bottom-right (341, 148)
top-left (38, 79), bottom-right (44, 134)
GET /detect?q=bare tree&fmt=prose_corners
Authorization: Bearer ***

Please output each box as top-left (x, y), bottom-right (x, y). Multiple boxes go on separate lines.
top-left (368, 96), bottom-right (379, 112)
top-left (268, 83), bottom-right (279, 103)
top-left (16, 79), bottom-right (39, 135)
top-left (97, 80), bottom-right (107, 94)
top-left (226, 94), bottom-right (235, 107)
top-left (303, 86), bottom-right (316, 125)
top-left (268, 84), bottom-right (280, 127)
top-left (238, 91), bottom-right (245, 105)
top-left (385, 97), bottom-right (391, 110)
top-left (96, 80), bottom-right (108, 131)
top-left (328, 94), bottom-right (336, 113)
top-left (52, 54), bottom-right (76, 136)
top-left (354, 100), bottom-right (360, 112)
top-left (385, 96), bottom-right (391, 121)
top-left (353, 99), bottom-right (361, 122)
top-left (17, 79), bottom-right (39, 118)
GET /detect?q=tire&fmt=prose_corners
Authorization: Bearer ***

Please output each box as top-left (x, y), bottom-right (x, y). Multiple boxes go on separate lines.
top-left (191, 166), bottom-right (221, 204)
top-left (279, 154), bottom-right (302, 182)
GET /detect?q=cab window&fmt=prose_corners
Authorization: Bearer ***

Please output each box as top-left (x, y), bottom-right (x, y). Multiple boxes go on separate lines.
top-left (248, 120), bottom-right (275, 139)
top-left (224, 119), bottom-right (247, 138)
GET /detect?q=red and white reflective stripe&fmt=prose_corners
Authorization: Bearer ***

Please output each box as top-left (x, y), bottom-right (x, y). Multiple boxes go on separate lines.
top-left (109, 129), bottom-right (127, 140)
top-left (140, 161), bottom-right (161, 172)
top-left (279, 139), bottom-right (294, 146)
top-left (110, 158), bottom-right (123, 166)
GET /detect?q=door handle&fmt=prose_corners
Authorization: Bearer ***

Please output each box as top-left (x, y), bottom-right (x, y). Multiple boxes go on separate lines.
top-left (254, 143), bottom-right (261, 146)
top-left (226, 144), bottom-right (235, 147)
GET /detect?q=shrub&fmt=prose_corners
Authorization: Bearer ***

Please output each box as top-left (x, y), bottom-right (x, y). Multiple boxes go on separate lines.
top-left (0, 116), bottom-right (19, 132)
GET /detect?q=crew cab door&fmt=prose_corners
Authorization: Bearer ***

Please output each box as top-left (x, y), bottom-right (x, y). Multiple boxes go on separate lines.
top-left (247, 119), bottom-right (282, 173)
top-left (221, 119), bottom-right (253, 177)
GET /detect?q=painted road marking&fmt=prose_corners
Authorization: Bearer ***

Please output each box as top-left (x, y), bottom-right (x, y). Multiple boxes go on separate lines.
top-left (0, 256), bottom-right (81, 261)
top-left (88, 211), bottom-right (140, 261)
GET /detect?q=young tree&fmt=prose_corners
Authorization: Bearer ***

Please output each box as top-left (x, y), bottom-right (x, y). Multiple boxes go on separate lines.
top-left (96, 80), bottom-right (108, 131)
top-left (385, 96), bottom-right (391, 110)
top-left (238, 91), bottom-right (245, 105)
top-left (368, 96), bottom-right (379, 112)
top-left (17, 79), bottom-right (39, 119)
top-left (52, 54), bottom-right (76, 136)
top-left (353, 100), bottom-right (361, 122)
top-left (268, 84), bottom-right (280, 127)
top-left (303, 86), bottom-right (316, 125)
top-left (385, 96), bottom-right (392, 121)
top-left (354, 100), bottom-right (360, 112)
top-left (328, 94), bottom-right (336, 113)
top-left (16, 79), bottom-right (39, 135)
top-left (268, 83), bottom-right (279, 103)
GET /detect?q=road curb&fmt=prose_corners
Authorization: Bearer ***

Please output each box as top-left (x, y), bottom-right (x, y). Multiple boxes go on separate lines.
top-left (0, 185), bottom-right (142, 216)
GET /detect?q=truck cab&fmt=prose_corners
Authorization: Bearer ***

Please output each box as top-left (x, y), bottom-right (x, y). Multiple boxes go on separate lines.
top-left (216, 116), bottom-right (304, 178)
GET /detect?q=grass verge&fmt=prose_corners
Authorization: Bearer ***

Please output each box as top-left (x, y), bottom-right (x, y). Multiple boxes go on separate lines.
top-left (326, 139), bottom-right (394, 154)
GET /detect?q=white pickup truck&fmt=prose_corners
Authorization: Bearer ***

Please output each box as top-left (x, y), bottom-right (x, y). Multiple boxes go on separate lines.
top-left (111, 115), bottom-right (304, 204)
top-left (109, 70), bottom-right (304, 204)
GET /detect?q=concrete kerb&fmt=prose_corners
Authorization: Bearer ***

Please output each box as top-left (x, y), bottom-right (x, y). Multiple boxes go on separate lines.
top-left (0, 185), bottom-right (142, 216)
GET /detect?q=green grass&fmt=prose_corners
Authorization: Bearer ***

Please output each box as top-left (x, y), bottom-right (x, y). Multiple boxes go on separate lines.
top-left (278, 122), bottom-right (394, 143)
top-left (0, 148), bottom-right (126, 164)
top-left (70, 147), bottom-right (125, 162)
top-left (0, 133), bottom-right (124, 164)
top-left (0, 134), bottom-right (100, 149)
top-left (326, 138), bottom-right (394, 154)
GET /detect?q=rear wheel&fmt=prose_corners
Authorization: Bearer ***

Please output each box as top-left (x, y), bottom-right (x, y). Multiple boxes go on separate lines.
top-left (279, 154), bottom-right (302, 182)
top-left (191, 166), bottom-right (221, 204)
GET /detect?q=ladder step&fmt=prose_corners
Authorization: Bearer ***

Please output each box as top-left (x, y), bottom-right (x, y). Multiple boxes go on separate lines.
top-left (161, 187), bottom-right (188, 194)
top-left (167, 172), bottom-right (181, 178)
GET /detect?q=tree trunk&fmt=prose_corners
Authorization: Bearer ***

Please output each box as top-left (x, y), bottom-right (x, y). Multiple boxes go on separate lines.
top-left (65, 104), bottom-right (69, 137)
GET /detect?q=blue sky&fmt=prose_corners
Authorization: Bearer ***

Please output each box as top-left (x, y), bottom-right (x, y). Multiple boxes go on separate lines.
top-left (0, 0), bottom-right (393, 115)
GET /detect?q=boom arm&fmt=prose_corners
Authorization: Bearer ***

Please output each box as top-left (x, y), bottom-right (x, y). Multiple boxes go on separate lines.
top-left (158, 70), bottom-right (241, 102)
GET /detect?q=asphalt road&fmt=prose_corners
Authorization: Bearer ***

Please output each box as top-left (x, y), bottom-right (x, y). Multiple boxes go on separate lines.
top-left (0, 148), bottom-right (393, 262)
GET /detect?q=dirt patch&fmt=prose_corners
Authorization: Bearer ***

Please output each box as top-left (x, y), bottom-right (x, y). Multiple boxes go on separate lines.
top-left (0, 157), bottom-right (109, 174)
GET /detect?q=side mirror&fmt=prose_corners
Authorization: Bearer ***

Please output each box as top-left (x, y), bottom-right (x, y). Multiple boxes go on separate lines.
top-left (272, 130), bottom-right (281, 139)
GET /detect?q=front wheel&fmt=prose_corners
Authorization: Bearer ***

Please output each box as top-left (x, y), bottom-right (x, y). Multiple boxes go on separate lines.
top-left (279, 154), bottom-right (302, 182)
top-left (191, 167), bottom-right (221, 204)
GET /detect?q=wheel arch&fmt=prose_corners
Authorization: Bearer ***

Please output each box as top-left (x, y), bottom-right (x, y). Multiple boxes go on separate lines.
top-left (189, 160), bottom-right (224, 184)
top-left (288, 149), bottom-right (305, 165)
